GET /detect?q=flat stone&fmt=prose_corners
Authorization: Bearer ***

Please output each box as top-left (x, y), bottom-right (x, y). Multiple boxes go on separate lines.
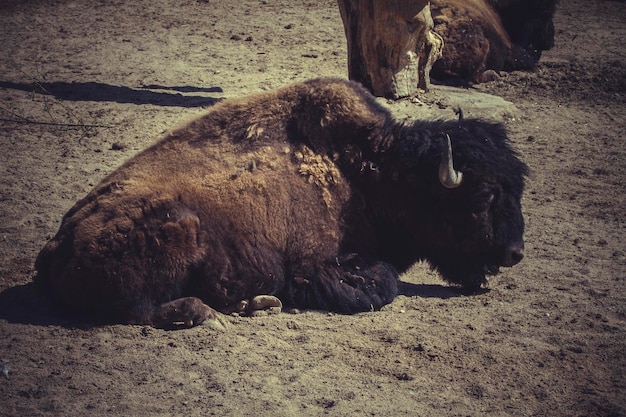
top-left (435, 85), bottom-right (518, 120)
top-left (383, 85), bottom-right (518, 122)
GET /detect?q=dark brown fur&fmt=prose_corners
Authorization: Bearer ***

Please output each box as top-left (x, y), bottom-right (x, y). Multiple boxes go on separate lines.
top-left (487, 0), bottom-right (557, 62)
top-left (35, 78), bottom-right (527, 327)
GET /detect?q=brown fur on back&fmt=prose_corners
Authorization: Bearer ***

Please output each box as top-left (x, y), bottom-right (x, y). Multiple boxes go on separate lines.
top-left (431, 0), bottom-right (558, 82)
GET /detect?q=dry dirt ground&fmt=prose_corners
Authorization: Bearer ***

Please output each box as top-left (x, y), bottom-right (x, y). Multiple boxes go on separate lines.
top-left (0, 0), bottom-right (625, 416)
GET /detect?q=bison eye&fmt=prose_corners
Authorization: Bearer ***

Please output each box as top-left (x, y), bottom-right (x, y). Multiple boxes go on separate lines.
top-left (470, 188), bottom-right (495, 213)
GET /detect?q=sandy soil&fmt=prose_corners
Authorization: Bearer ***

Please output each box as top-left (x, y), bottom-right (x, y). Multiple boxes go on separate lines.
top-left (0, 0), bottom-right (624, 416)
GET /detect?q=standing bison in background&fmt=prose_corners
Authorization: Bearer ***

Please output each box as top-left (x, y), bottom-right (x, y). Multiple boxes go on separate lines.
top-left (430, 0), bottom-right (558, 82)
top-left (35, 78), bottom-right (528, 329)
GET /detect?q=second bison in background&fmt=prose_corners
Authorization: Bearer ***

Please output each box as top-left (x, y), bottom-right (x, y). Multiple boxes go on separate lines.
top-left (34, 78), bottom-right (528, 328)
top-left (431, 0), bottom-right (558, 82)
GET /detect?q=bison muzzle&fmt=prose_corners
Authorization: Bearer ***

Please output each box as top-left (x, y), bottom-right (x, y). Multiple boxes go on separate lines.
top-left (34, 78), bottom-right (528, 328)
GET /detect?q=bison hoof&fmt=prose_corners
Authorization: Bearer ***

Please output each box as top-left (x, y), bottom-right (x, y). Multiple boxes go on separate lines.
top-left (251, 295), bottom-right (282, 310)
top-left (153, 297), bottom-right (227, 330)
top-left (232, 295), bottom-right (282, 316)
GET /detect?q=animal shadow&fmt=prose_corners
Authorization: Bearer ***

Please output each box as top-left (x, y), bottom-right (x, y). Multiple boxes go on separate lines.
top-left (398, 281), bottom-right (489, 299)
top-left (0, 80), bottom-right (223, 108)
top-left (0, 281), bottom-right (484, 328)
top-left (0, 283), bottom-right (84, 328)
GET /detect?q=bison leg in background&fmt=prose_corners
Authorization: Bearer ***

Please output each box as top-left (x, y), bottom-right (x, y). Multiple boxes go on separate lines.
top-left (282, 254), bottom-right (399, 314)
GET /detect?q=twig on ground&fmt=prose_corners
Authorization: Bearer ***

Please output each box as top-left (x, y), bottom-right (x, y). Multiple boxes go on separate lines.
top-left (0, 67), bottom-right (116, 137)
top-left (0, 116), bottom-right (113, 129)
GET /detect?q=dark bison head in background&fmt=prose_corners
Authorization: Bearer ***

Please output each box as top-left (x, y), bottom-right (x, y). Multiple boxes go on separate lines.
top-left (489, 0), bottom-right (557, 62)
top-left (34, 78), bottom-right (528, 328)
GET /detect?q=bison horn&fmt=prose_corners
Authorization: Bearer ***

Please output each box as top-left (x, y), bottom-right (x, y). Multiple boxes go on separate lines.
top-left (439, 134), bottom-right (463, 188)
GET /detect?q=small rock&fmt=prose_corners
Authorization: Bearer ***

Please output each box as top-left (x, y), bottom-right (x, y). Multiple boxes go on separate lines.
top-left (1, 361), bottom-right (10, 378)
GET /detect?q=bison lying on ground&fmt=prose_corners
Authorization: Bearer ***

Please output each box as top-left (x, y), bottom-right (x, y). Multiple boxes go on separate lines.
top-left (430, 0), bottom-right (558, 82)
top-left (35, 78), bottom-right (528, 328)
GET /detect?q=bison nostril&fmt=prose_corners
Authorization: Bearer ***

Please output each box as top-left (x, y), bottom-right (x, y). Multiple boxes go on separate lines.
top-left (504, 246), bottom-right (524, 266)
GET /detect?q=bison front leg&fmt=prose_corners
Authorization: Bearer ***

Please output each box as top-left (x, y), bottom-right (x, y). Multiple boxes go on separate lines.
top-left (282, 255), bottom-right (399, 314)
top-left (151, 297), bottom-right (227, 330)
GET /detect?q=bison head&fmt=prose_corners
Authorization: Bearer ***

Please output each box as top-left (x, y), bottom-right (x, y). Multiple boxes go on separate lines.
top-left (380, 118), bottom-right (528, 291)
